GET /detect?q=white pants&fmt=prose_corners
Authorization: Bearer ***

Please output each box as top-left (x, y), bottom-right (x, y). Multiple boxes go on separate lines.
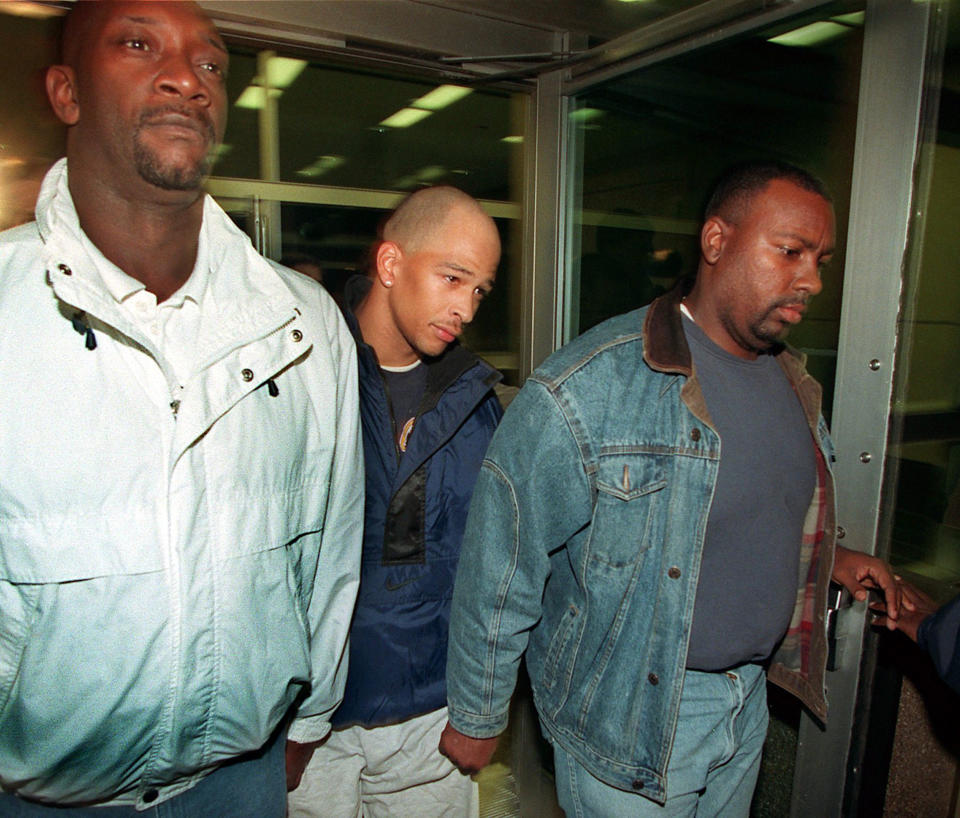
top-left (288, 707), bottom-right (479, 818)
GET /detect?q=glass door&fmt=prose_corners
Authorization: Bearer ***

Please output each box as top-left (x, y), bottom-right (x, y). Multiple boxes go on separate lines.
top-left (856, 4), bottom-right (960, 815)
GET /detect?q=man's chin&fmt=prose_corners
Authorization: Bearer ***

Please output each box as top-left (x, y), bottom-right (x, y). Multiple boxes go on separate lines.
top-left (138, 164), bottom-right (208, 192)
top-left (415, 341), bottom-right (450, 361)
top-left (756, 315), bottom-right (795, 343)
top-left (134, 147), bottom-right (209, 192)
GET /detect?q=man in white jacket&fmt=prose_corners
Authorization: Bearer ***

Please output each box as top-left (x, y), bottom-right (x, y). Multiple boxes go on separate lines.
top-left (0, 2), bottom-right (363, 815)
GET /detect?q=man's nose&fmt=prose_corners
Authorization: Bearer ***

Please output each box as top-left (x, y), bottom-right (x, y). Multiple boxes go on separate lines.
top-left (796, 259), bottom-right (823, 297)
top-left (155, 54), bottom-right (210, 104)
top-left (452, 291), bottom-right (477, 325)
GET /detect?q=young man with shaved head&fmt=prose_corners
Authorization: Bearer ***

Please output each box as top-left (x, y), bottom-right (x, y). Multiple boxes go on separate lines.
top-left (0, 3), bottom-right (362, 815)
top-left (289, 186), bottom-right (502, 818)
top-left (440, 161), bottom-right (906, 816)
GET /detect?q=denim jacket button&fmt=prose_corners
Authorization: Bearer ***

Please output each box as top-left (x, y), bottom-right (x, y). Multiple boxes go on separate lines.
top-left (690, 428), bottom-right (701, 442)
top-left (647, 672), bottom-right (659, 685)
top-left (668, 566), bottom-right (681, 579)
top-left (632, 779), bottom-right (645, 790)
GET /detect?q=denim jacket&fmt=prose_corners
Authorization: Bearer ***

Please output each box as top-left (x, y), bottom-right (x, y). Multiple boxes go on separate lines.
top-left (446, 287), bottom-right (836, 802)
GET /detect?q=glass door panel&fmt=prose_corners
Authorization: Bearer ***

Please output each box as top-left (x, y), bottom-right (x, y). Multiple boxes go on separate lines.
top-left (886, 13), bottom-right (960, 591)
top-left (568, 2), bottom-right (866, 418)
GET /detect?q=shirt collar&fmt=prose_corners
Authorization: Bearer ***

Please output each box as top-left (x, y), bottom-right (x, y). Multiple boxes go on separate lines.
top-left (57, 178), bottom-right (210, 308)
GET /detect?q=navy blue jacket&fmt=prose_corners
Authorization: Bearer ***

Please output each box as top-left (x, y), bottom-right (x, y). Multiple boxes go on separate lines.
top-left (332, 311), bottom-right (502, 727)
top-left (918, 594), bottom-right (960, 694)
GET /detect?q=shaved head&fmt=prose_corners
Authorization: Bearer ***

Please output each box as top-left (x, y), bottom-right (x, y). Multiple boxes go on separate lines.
top-left (356, 185), bottom-right (500, 366)
top-left (61, 2), bottom-right (108, 67)
top-left (382, 186), bottom-right (496, 254)
top-left (48, 0), bottom-right (227, 193)
top-left (61, 1), bottom-right (212, 65)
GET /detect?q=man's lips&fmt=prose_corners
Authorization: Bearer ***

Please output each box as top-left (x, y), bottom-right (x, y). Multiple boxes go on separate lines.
top-left (433, 324), bottom-right (459, 343)
top-left (775, 303), bottom-right (806, 324)
top-left (140, 108), bottom-right (214, 141)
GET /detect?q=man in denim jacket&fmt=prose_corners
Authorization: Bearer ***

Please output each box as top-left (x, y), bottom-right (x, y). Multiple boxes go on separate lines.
top-left (440, 161), bottom-right (903, 815)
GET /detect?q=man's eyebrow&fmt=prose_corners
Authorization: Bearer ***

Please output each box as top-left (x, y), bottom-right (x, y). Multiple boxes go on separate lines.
top-left (206, 36), bottom-right (229, 56)
top-left (440, 262), bottom-right (495, 290)
top-left (113, 14), bottom-right (159, 30)
top-left (118, 15), bottom-right (229, 55)
top-left (774, 230), bottom-right (832, 251)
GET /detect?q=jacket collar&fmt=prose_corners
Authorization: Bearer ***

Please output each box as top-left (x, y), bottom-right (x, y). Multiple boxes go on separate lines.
top-left (37, 159), bottom-right (302, 368)
top-left (642, 281), bottom-right (808, 381)
top-left (345, 307), bottom-right (501, 408)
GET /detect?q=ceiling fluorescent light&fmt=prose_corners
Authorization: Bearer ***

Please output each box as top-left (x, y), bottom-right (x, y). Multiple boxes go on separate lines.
top-left (393, 165), bottom-right (449, 189)
top-left (0, 2), bottom-right (62, 18)
top-left (570, 108), bottom-right (605, 123)
top-left (235, 86), bottom-right (282, 110)
top-left (380, 108), bottom-right (433, 129)
top-left (768, 21), bottom-right (848, 47)
top-left (297, 155), bottom-right (346, 178)
top-left (412, 85), bottom-right (473, 111)
top-left (417, 165), bottom-right (448, 182)
top-left (830, 11), bottom-right (866, 26)
top-left (235, 86), bottom-right (266, 110)
top-left (266, 57), bottom-right (307, 89)
top-left (501, 135), bottom-right (524, 144)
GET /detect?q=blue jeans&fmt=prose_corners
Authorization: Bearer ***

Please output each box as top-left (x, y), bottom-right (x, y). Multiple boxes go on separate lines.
top-left (0, 727), bottom-right (286, 818)
top-left (554, 664), bottom-right (768, 817)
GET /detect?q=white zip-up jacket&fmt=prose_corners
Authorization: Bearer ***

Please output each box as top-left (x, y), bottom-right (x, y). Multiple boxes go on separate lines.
top-left (0, 160), bottom-right (363, 808)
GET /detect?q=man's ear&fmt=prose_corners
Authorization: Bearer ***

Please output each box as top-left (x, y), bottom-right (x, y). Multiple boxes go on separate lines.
top-left (46, 65), bottom-right (80, 126)
top-left (699, 216), bottom-right (730, 267)
top-left (375, 241), bottom-right (402, 289)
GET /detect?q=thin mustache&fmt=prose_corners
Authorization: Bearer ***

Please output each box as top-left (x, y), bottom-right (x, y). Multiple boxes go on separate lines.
top-left (772, 295), bottom-right (809, 309)
top-left (138, 105), bottom-right (215, 140)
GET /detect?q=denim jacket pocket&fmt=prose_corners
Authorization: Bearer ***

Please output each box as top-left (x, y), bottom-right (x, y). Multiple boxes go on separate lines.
top-left (588, 455), bottom-right (667, 569)
top-left (542, 601), bottom-right (581, 693)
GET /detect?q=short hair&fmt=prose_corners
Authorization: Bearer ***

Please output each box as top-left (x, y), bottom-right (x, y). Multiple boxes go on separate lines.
top-left (703, 160), bottom-right (831, 224)
top-left (381, 186), bottom-right (489, 252)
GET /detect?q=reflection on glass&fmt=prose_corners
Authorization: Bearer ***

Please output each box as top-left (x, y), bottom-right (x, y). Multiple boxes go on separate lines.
top-left (0, 6), bottom-right (63, 230)
top-left (569, 3), bottom-right (864, 414)
top-left (886, 15), bottom-right (960, 595)
top-left (216, 49), bottom-right (523, 202)
top-left (211, 48), bottom-right (526, 382)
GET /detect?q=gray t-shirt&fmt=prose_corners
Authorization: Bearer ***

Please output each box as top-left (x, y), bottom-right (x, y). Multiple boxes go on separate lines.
top-left (682, 314), bottom-right (816, 671)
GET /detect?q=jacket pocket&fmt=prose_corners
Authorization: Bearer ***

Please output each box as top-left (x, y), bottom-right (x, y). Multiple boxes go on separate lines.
top-left (542, 601), bottom-right (580, 693)
top-left (588, 455), bottom-right (666, 569)
top-left (0, 509), bottom-right (165, 583)
top-left (0, 581), bottom-right (41, 718)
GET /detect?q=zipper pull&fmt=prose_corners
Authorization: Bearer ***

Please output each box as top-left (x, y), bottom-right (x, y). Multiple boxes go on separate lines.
top-left (71, 312), bottom-right (98, 350)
